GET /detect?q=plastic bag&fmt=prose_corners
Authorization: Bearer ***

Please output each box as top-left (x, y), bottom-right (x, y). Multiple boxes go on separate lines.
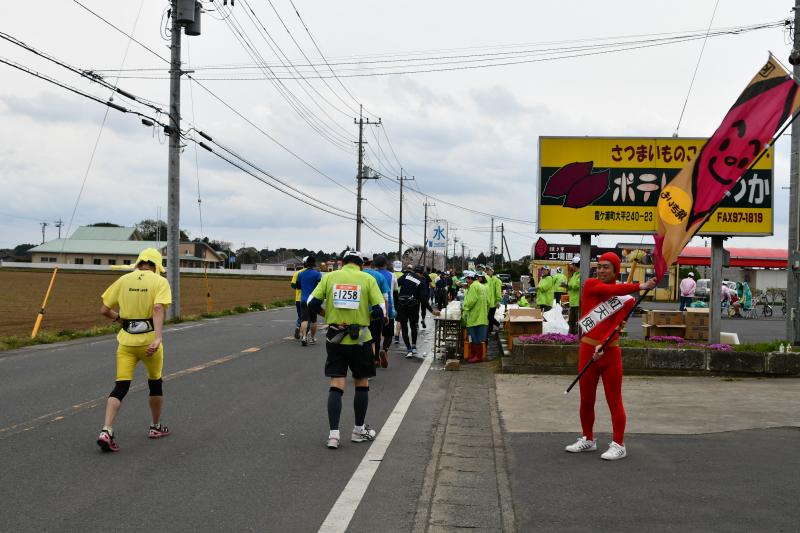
top-left (542, 303), bottom-right (569, 334)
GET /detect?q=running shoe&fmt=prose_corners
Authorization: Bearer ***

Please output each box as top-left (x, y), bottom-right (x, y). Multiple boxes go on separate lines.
top-left (294, 327), bottom-right (300, 340)
top-left (96, 429), bottom-right (119, 452)
top-left (405, 350), bottom-right (415, 359)
top-left (351, 425), bottom-right (377, 442)
top-left (601, 441), bottom-right (627, 460)
top-left (565, 436), bottom-right (596, 453)
top-left (148, 423), bottom-right (171, 439)
top-left (301, 336), bottom-right (308, 347)
top-left (326, 437), bottom-right (340, 449)
top-left (309, 336), bottom-right (317, 345)
top-left (379, 349), bottom-right (389, 368)
top-left (394, 335), bottom-right (399, 344)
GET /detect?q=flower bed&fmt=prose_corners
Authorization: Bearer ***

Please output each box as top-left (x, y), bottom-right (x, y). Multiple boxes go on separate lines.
top-left (516, 333), bottom-right (732, 352)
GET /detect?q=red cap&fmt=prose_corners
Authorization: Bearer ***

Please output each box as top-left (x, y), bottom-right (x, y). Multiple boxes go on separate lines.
top-left (598, 252), bottom-right (621, 278)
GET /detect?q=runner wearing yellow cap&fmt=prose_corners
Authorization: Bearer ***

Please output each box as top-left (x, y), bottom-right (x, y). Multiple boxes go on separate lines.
top-left (96, 248), bottom-right (172, 452)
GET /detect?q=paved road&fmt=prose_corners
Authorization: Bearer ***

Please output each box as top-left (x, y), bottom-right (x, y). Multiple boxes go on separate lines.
top-left (0, 308), bottom-right (447, 532)
top-left (497, 374), bottom-right (800, 533)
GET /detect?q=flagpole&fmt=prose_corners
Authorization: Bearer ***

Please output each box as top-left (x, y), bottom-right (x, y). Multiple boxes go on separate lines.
top-left (565, 288), bottom-right (652, 394)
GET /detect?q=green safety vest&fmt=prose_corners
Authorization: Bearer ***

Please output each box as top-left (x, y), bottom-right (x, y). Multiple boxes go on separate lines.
top-left (567, 272), bottom-right (581, 307)
top-left (536, 276), bottom-right (555, 306)
top-left (311, 263), bottom-right (384, 345)
top-left (463, 281), bottom-right (489, 327)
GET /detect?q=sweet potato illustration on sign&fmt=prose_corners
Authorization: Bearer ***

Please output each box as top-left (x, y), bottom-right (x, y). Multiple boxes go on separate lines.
top-left (542, 161), bottom-right (610, 208)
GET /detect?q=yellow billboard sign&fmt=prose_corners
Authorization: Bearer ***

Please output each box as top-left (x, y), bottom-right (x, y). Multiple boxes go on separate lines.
top-left (538, 137), bottom-right (773, 235)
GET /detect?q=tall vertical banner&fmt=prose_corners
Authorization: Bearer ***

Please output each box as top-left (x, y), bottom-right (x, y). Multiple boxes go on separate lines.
top-left (653, 55), bottom-right (800, 279)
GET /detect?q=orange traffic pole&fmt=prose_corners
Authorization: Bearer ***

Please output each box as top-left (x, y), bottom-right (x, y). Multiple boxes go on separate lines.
top-left (31, 267), bottom-right (59, 338)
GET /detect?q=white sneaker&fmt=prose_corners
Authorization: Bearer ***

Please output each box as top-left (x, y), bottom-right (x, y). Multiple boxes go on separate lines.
top-left (565, 436), bottom-right (597, 453)
top-left (325, 437), bottom-right (339, 449)
top-left (351, 425), bottom-right (377, 442)
top-left (601, 441), bottom-right (627, 460)
top-left (405, 351), bottom-right (415, 359)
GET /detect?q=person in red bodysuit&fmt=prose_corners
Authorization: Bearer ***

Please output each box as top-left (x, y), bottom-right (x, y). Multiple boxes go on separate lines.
top-left (565, 252), bottom-right (657, 460)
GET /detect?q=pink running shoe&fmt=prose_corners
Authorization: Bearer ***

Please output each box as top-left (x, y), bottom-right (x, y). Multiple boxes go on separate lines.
top-left (148, 424), bottom-right (171, 439)
top-left (96, 430), bottom-right (120, 452)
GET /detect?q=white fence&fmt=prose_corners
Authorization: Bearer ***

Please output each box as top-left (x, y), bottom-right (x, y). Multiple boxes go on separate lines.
top-left (0, 261), bottom-right (293, 277)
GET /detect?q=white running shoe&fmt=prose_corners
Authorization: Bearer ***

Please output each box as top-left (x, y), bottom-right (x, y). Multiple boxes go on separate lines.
top-left (325, 437), bottom-right (339, 449)
top-left (405, 350), bottom-right (415, 359)
top-left (601, 441), bottom-right (627, 460)
top-left (565, 436), bottom-right (597, 453)
top-left (351, 425), bottom-right (377, 442)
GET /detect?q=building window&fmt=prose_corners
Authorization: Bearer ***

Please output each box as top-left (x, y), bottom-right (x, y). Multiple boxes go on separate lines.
top-left (93, 258), bottom-right (101, 265)
top-left (123, 259), bottom-right (131, 265)
top-left (108, 259), bottom-right (116, 265)
top-left (74, 258), bottom-right (84, 265)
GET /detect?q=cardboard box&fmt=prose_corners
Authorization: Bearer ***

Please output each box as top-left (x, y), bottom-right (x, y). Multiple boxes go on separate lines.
top-left (505, 318), bottom-right (543, 349)
top-left (685, 325), bottom-right (709, 341)
top-left (646, 310), bottom-right (685, 326)
top-left (643, 323), bottom-right (686, 339)
top-left (507, 308), bottom-right (543, 320)
top-left (685, 308), bottom-right (710, 327)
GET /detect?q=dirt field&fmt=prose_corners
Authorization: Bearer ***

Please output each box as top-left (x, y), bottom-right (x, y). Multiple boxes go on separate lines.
top-left (0, 269), bottom-right (293, 337)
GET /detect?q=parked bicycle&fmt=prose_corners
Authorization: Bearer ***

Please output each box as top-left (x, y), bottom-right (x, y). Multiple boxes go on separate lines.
top-left (758, 291), bottom-right (773, 318)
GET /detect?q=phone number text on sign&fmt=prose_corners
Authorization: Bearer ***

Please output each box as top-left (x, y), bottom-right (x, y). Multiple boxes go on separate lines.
top-left (716, 211), bottom-right (763, 224)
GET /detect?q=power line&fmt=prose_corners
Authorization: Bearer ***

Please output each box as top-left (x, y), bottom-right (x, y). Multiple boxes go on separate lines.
top-left (264, 0), bottom-right (360, 116)
top-left (98, 20), bottom-right (782, 74)
top-left (108, 20), bottom-right (784, 80)
top-left (217, 2), bottom-right (354, 151)
top-left (188, 76), bottom-right (356, 195)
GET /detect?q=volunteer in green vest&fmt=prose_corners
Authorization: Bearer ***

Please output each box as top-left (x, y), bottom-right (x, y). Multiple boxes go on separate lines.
top-left (484, 265), bottom-right (503, 343)
top-left (308, 250), bottom-right (385, 450)
top-left (565, 255), bottom-right (582, 335)
top-left (462, 270), bottom-right (489, 363)
top-left (553, 267), bottom-right (568, 307)
top-left (536, 266), bottom-right (556, 311)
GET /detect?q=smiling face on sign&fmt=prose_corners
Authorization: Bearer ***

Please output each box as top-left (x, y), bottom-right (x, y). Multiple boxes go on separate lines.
top-left (688, 73), bottom-right (798, 227)
top-left (705, 120), bottom-right (761, 186)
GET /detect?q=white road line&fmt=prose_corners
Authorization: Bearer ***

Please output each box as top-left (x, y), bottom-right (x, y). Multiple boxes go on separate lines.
top-left (318, 356), bottom-right (433, 533)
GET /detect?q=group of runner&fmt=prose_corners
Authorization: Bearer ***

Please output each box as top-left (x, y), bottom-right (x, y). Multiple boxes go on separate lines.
top-left (94, 247), bottom-right (654, 461)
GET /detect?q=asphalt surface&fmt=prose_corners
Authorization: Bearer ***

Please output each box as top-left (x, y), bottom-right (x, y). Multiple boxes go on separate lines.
top-left (507, 429), bottom-right (800, 533)
top-left (625, 300), bottom-right (788, 343)
top-left (0, 308), bottom-right (443, 532)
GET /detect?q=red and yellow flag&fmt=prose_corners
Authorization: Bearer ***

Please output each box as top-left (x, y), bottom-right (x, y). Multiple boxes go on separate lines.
top-left (653, 55), bottom-right (800, 279)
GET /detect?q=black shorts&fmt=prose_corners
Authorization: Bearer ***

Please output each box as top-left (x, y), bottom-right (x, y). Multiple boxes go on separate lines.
top-left (396, 302), bottom-right (420, 323)
top-left (300, 302), bottom-right (317, 323)
top-left (325, 342), bottom-right (376, 379)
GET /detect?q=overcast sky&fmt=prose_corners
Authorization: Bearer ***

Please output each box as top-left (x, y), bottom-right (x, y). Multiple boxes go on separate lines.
top-left (0, 1), bottom-right (795, 259)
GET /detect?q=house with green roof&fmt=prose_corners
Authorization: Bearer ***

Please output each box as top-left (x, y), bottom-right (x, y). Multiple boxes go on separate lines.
top-left (29, 226), bottom-right (225, 268)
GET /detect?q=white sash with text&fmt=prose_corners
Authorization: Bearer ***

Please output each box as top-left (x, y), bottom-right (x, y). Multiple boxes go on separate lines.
top-left (579, 295), bottom-right (634, 335)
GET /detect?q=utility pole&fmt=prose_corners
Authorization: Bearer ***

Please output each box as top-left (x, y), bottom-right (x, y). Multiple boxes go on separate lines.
top-left (461, 242), bottom-right (466, 271)
top-left (354, 104), bottom-right (380, 250)
top-left (166, 0), bottom-right (201, 319)
top-left (499, 222), bottom-right (505, 268)
top-left (422, 198), bottom-right (435, 265)
top-left (40, 221), bottom-right (48, 244)
top-left (54, 219), bottom-right (63, 239)
top-left (489, 216), bottom-right (495, 269)
top-left (787, 0), bottom-right (800, 344)
top-left (396, 169), bottom-right (414, 258)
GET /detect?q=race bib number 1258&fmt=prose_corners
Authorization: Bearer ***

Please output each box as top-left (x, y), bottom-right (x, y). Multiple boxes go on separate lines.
top-left (332, 284), bottom-right (361, 309)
